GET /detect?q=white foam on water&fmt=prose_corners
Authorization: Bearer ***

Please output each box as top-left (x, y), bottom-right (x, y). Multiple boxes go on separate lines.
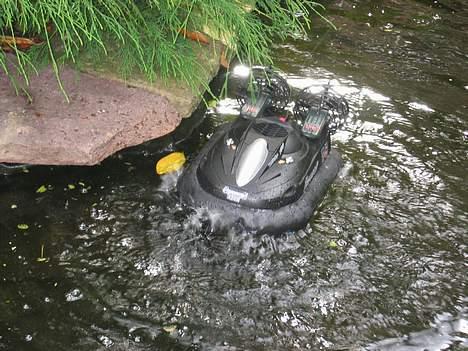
top-left (366, 310), bottom-right (468, 351)
top-left (157, 168), bottom-right (183, 191)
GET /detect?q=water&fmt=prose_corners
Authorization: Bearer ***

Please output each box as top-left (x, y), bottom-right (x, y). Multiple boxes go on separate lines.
top-left (1, 0), bottom-right (467, 350)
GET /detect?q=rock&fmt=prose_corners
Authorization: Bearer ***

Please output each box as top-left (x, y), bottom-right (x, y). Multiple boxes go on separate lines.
top-left (0, 41), bottom-right (223, 166)
top-left (0, 65), bottom-right (180, 165)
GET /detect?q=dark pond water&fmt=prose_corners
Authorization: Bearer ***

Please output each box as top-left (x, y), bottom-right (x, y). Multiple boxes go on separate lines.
top-left (1, 1), bottom-right (467, 350)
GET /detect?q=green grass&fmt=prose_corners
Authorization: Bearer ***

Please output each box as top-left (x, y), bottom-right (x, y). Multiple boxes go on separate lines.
top-left (1, 0), bottom-right (326, 98)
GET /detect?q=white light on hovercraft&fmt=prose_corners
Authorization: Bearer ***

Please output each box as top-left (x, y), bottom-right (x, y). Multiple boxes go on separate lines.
top-left (232, 65), bottom-right (250, 78)
top-left (236, 138), bottom-right (268, 187)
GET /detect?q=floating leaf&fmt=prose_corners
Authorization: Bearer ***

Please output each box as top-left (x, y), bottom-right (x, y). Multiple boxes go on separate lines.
top-left (328, 240), bottom-right (338, 249)
top-left (68, 184), bottom-right (76, 190)
top-left (207, 99), bottom-right (217, 108)
top-left (162, 325), bottom-right (177, 333)
top-left (37, 244), bottom-right (49, 263)
top-left (36, 185), bottom-right (47, 193)
top-left (17, 224), bottom-right (29, 230)
top-left (78, 182), bottom-right (85, 187)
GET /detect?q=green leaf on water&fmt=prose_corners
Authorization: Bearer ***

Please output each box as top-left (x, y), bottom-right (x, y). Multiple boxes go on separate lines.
top-left (207, 99), bottom-right (217, 108)
top-left (37, 244), bottom-right (49, 263)
top-left (17, 224), bottom-right (29, 230)
top-left (36, 185), bottom-right (47, 193)
top-left (162, 325), bottom-right (177, 333)
top-left (68, 184), bottom-right (76, 190)
top-left (329, 240), bottom-right (338, 249)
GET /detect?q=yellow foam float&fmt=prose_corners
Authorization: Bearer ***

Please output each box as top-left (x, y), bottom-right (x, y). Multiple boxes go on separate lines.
top-left (156, 152), bottom-right (186, 175)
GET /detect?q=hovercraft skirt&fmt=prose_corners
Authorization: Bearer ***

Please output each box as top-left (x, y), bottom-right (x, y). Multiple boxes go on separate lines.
top-left (178, 149), bottom-right (342, 234)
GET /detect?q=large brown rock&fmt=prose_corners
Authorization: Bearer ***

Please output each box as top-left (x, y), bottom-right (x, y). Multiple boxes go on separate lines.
top-left (0, 42), bottom-right (222, 165)
top-left (0, 66), bottom-right (182, 165)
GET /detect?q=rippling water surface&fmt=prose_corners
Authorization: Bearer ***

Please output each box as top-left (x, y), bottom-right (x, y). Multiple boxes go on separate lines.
top-left (1, 1), bottom-right (467, 350)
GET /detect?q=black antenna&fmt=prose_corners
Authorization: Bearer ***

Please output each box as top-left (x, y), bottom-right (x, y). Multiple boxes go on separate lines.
top-left (318, 80), bottom-right (331, 114)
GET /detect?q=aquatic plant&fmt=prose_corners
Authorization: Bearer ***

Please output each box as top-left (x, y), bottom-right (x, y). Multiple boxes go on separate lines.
top-left (0, 0), bottom-right (324, 96)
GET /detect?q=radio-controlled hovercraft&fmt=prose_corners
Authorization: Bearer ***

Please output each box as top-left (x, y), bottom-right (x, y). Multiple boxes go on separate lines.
top-left (177, 67), bottom-right (349, 234)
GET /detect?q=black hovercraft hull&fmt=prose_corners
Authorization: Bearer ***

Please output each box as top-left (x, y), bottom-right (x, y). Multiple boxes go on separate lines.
top-left (178, 136), bottom-right (342, 234)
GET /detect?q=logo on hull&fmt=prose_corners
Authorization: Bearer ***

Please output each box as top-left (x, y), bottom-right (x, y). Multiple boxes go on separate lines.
top-left (222, 186), bottom-right (248, 203)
